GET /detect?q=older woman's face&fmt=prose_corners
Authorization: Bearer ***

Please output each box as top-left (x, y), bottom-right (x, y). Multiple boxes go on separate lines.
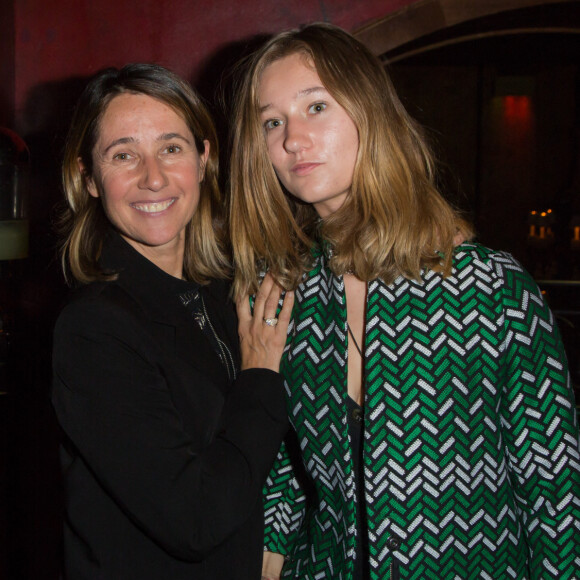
top-left (258, 53), bottom-right (359, 218)
top-left (86, 93), bottom-right (208, 264)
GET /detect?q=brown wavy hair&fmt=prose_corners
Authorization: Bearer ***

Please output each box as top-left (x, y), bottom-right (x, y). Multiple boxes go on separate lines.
top-left (60, 63), bottom-right (229, 285)
top-left (229, 23), bottom-right (473, 298)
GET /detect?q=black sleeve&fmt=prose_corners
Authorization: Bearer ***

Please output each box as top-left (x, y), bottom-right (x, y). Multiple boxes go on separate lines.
top-left (52, 293), bottom-right (288, 561)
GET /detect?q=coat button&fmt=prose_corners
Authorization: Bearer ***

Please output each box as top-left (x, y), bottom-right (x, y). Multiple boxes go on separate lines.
top-left (387, 536), bottom-right (401, 550)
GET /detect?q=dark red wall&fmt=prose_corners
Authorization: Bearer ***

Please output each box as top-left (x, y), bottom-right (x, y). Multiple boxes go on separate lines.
top-left (0, 0), bottom-right (15, 128)
top-left (11, 0), bottom-right (414, 132)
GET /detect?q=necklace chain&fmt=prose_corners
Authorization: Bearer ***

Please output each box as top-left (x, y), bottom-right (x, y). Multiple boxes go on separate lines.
top-left (347, 322), bottom-right (363, 358)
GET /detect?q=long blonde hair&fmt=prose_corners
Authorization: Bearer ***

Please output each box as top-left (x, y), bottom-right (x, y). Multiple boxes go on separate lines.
top-left (60, 63), bottom-right (230, 285)
top-left (229, 23), bottom-right (472, 298)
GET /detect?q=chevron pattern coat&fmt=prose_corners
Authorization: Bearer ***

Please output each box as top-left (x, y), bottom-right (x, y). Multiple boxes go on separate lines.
top-left (263, 243), bottom-right (580, 579)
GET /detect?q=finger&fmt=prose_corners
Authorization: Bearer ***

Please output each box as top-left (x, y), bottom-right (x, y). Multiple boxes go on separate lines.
top-left (263, 280), bottom-right (283, 320)
top-left (235, 293), bottom-right (252, 326)
top-left (253, 274), bottom-right (276, 320)
top-left (276, 290), bottom-right (294, 327)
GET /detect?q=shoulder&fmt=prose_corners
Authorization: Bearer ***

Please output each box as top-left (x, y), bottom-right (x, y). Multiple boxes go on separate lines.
top-left (450, 242), bottom-right (540, 298)
top-left (452, 242), bottom-right (521, 272)
top-left (452, 243), bottom-right (528, 278)
top-left (55, 280), bottom-right (144, 336)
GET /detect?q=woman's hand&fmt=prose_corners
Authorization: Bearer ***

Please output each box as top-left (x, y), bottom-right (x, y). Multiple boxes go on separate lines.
top-left (236, 274), bottom-right (294, 372)
top-left (261, 550), bottom-right (285, 579)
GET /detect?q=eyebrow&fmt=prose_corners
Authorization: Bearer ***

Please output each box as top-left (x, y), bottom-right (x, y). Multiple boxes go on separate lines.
top-left (259, 85), bottom-right (327, 113)
top-left (161, 132), bottom-right (192, 144)
top-left (102, 132), bottom-right (192, 154)
top-left (103, 137), bottom-right (134, 154)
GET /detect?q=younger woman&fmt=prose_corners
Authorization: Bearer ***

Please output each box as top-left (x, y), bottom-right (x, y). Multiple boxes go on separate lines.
top-left (229, 23), bottom-right (580, 579)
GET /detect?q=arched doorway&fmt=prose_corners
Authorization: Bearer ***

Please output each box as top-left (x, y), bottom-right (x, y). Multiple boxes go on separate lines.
top-left (354, 0), bottom-right (578, 56)
top-left (355, 0), bottom-right (580, 266)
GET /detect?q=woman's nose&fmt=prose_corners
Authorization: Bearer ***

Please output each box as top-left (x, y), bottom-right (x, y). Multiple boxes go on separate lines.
top-left (137, 156), bottom-right (168, 191)
top-left (283, 119), bottom-right (311, 154)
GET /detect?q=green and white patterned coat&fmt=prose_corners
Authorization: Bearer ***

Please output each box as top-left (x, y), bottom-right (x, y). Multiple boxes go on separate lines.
top-left (263, 243), bottom-right (580, 579)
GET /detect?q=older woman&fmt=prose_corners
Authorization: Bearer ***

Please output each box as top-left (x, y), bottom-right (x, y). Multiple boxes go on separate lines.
top-left (52, 63), bottom-right (293, 579)
top-left (229, 24), bottom-right (580, 580)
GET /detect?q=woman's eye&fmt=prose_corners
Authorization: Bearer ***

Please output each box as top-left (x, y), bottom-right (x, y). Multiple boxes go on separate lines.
top-left (264, 118), bottom-right (282, 131)
top-left (308, 102), bottom-right (327, 114)
top-left (165, 144), bottom-right (181, 154)
top-left (113, 152), bottom-right (131, 161)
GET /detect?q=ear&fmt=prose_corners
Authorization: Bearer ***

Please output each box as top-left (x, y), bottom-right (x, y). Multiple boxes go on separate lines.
top-left (199, 140), bottom-right (210, 183)
top-left (78, 157), bottom-right (99, 198)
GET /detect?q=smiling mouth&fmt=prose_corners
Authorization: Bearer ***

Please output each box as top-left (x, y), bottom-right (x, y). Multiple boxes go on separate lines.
top-left (131, 198), bottom-right (176, 213)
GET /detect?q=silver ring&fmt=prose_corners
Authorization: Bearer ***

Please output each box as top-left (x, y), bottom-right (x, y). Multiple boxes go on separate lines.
top-left (263, 317), bottom-right (279, 327)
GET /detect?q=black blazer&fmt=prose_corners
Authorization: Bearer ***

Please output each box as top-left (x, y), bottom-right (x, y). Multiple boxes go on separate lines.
top-left (52, 232), bottom-right (288, 579)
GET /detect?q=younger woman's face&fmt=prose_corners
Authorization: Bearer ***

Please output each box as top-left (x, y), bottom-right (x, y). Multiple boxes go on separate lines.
top-left (258, 53), bottom-right (359, 218)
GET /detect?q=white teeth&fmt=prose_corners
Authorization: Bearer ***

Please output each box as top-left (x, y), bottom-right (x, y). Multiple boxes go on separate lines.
top-left (132, 198), bottom-right (176, 213)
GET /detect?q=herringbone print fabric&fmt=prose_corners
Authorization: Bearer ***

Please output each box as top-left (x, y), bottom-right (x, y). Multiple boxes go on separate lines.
top-left (263, 244), bottom-right (580, 579)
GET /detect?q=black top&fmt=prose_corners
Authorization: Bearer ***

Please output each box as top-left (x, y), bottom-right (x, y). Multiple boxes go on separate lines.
top-left (52, 231), bottom-right (288, 579)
